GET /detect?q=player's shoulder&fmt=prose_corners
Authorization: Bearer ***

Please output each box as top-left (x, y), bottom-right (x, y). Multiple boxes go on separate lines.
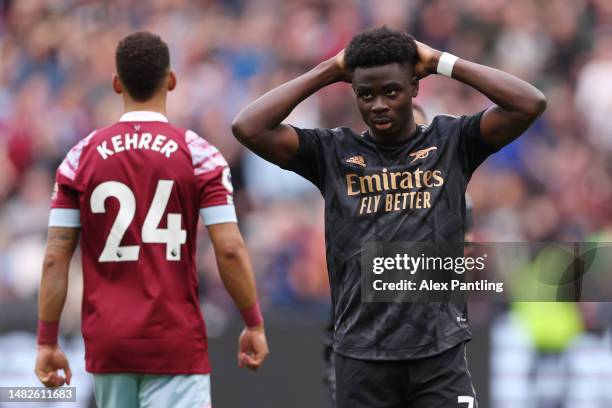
top-left (429, 113), bottom-right (461, 127)
top-left (332, 126), bottom-right (360, 138)
top-left (160, 122), bottom-right (191, 140)
top-left (56, 129), bottom-right (97, 180)
top-left (322, 127), bottom-right (364, 153)
top-left (184, 129), bottom-right (228, 172)
top-left (428, 112), bottom-right (486, 129)
top-left (70, 128), bottom-right (99, 149)
top-left (293, 125), bottom-right (356, 139)
top-left (422, 114), bottom-right (464, 136)
top-left (318, 126), bottom-right (357, 141)
top-left (306, 126), bottom-right (381, 156)
top-left (184, 129), bottom-right (219, 152)
top-left (319, 126), bottom-right (362, 147)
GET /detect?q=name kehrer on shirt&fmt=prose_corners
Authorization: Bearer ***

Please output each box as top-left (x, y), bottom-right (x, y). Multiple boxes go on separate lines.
top-left (96, 132), bottom-right (179, 159)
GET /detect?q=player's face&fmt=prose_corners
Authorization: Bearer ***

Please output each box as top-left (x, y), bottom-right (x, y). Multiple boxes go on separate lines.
top-left (352, 63), bottom-right (418, 140)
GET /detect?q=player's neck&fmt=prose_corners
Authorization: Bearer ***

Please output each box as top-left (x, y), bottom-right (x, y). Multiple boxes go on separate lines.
top-left (123, 95), bottom-right (167, 116)
top-left (368, 118), bottom-right (417, 145)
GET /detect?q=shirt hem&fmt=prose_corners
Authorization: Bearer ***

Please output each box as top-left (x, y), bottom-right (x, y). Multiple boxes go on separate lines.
top-left (333, 329), bottom-right (471, 361)
top-left (87, 367), bottom-right (211, 375)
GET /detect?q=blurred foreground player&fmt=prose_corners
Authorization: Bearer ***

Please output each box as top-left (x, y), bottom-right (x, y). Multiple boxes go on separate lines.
top-left (35, 32), bottom-right (268, 407)
top-left (233, 25), bottom-right (545, 408)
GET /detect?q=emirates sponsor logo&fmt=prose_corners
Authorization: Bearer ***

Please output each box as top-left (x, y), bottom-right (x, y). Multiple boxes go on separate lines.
top-left (345, 167), bottom-right (445, 214)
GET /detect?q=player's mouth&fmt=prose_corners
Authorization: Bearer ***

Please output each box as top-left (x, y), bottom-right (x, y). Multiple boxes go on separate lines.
top-left (372, 117), bottom-right (393, 130)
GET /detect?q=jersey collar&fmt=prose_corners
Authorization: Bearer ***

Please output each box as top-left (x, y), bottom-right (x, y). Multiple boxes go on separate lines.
top-left (119, 111), bottom-right (168, 123)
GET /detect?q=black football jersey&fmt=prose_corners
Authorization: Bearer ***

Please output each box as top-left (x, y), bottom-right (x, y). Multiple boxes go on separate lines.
top-left (283, 111), bottom-right (497, 360)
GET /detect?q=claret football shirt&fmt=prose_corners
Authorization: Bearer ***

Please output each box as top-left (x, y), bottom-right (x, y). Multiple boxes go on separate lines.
top-left (283, 111), bottom-right (497, 360)
top-left (49, 111), bottom-right (236, 373)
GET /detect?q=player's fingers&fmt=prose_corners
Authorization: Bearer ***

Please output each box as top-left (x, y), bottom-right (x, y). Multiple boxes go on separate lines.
top-left (35, 367), bottom-right (47, 381)
top-left (64, 365), bottom-right (72, 385)
top-left (50, 372), bottom-right (65, 388)
top-left (251, 351), bottom-right (267, 367)
top-left (242, 354), bottom-right (261, 371)
top-left (238, 353), bottom-right (256, 370)
top-left (245, 362), bottom-right (259, 371)
top-left (238, 352), bottom-right (247, 368)
top-left (38, 371), bottom-right (52, 386)
top-left (240, 352), bottom-right (254, 364)
top-left (41, 372), bottom-right (61, 388)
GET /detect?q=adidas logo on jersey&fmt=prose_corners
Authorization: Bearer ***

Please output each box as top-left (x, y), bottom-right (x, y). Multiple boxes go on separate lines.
top-left (346, 155), bottom-right (366, 168)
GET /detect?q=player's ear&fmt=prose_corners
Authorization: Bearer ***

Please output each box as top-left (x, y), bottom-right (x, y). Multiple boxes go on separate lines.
top-left (112, 74), bottom-right (122, 95)
top-left (168, 71), bottom-right (177, 92)
top-left (411, 76), bottom-right (419, 97)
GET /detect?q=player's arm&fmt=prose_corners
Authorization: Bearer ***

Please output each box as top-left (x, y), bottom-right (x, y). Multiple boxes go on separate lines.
top-left (415, 41), bottom-right (547, 150)
top-left (207, 222), bottom-right (269, 371)
top-left (231, 51), bottom-right (349, 167)
top-left (35, 227), bottom-right (79, 387)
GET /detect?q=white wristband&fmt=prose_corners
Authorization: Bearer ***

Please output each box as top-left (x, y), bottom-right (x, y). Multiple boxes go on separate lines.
top-left (436, 52), bottom-right (458, 77)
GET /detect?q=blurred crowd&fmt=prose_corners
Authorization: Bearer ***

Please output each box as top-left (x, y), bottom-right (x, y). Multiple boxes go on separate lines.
top-left (1, 0), bottom-right (612, 335)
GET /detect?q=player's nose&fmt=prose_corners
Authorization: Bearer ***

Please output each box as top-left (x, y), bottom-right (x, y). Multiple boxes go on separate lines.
top-left (371, 96), bottom-right (389, 113)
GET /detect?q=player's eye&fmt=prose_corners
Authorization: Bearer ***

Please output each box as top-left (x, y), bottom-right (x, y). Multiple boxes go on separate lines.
top-left (386, 89), bottom-right (398, 97)
top-left (360, 93), bottom-right (373, 101)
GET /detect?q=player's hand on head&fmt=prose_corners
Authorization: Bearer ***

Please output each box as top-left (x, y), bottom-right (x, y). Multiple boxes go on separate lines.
top-left (328, 49), bottom-right (351, 83)
top-left (237, 325), bottom-right (269, 371)
top-left (414, 40), bottom-right (442, 79)
top-left (35, 344), bottom-right (72, 387)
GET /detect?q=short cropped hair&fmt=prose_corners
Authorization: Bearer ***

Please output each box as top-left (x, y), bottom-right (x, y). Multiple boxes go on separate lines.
top-left (344, 26), bottom-right (417, 72)
top-left (115, 32), bottom-right (170, 102)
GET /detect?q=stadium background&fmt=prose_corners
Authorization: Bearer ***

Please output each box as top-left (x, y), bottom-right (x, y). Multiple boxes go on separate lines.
top-left (1, 0), bottom-right (612, 406)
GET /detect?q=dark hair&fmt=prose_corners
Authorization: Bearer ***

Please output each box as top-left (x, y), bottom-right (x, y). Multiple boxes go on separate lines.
top-left (344, 26), bottom-right (417, 72)
top-left (115, 32), bottom-right (170, 102)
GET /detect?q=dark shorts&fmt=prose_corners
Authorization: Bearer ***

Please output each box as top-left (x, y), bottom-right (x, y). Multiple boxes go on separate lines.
top-left (335, 342), bottom-right (477, 408)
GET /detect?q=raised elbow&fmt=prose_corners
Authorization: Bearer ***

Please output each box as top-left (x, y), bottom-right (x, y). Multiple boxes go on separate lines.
top-left (528, 91), bottom-right (547, 118)
top-left (231, 116), bottom-right (255, 145)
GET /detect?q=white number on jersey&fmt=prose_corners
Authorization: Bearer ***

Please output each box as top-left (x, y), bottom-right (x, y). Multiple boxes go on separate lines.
top-left (90, 180), bottom-right (187, 262)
